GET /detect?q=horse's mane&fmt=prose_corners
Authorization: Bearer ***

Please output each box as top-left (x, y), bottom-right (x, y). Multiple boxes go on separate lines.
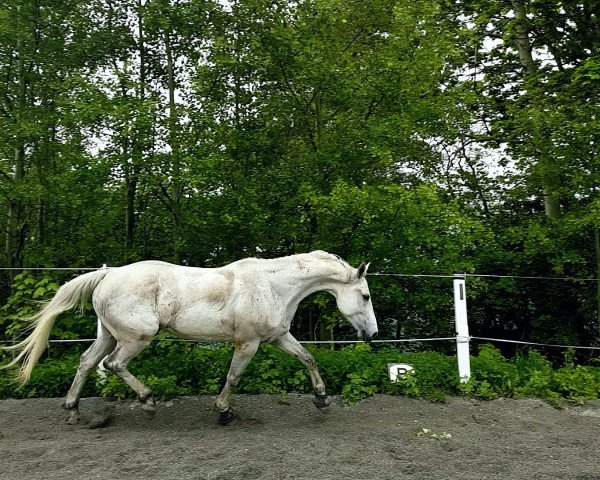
top-left (232, 251), bottom-right (355, 283)
top-left (306, 250), bottom-right (355, 283)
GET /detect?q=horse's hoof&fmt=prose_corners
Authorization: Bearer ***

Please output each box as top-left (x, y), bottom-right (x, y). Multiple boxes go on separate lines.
top-left (218, 408), bottom-right (236, 426)
top-left (61, 401), bottom-right (78, 411)
top-left (312, 394), bottom-right (330, 409)
top-left (139, 394), bottom-right (156, 419)
top-left (66, 412), bottom-right (82, 425)
top-left (141, 403), bottom-right (156, 419)
top-left (62, 402), bottom-right (81, 424)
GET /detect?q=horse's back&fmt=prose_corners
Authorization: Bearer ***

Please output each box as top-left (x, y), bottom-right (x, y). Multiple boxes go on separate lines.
top-left (92, 261), bottom-right (241, 341)
top-left (93, 261), bottom-right (212, 304)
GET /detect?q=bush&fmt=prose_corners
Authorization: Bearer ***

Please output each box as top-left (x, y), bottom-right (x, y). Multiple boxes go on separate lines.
top-left (2, 343), bottom-right (600, 407)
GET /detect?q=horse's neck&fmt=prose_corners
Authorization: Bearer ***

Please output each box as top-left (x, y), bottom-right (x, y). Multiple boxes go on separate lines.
top-left (271, 257), bottom-right (348, 308)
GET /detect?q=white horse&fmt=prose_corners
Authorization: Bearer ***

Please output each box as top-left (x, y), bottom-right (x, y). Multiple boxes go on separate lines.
top-left (1, 251), bottom-right (378, 425)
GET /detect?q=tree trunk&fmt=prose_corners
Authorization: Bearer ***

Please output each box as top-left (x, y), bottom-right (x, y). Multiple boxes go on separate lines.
top-left (5, 146), bottom-right (25, 271)
top-left (315, 90), bottom-right (323, 150)
top-left (594, 226), bottom-right (600, 340)
top-left (511, 0), bottom-right (561, 220)
top-left (6, 4), bottom-right (27, 275)
top-left (164, 23), bottom-right (183, 263)
top-left (125, 0), bottom-right (146, 253)
top-left (125, 164), bottom-right (139, 251)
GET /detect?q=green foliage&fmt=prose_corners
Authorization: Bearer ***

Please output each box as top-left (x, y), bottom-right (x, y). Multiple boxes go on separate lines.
top-left (1, 272), bottom-right (60, 328)
top-left (468, 344), bottom-right (519, 397)
top-left (0, 353), bottom-right (80, 399)
top-left (0, 0), bottom-right (599, 391)
top-left (0, 272), bottom-right (96, 340)
top-left (552, 367), bottom-right (600, 404)
top-left (4, 343), bottom-right (599, 409)
top-left (342, 371), bottom-right (380, 405)
top-left (99, 373), bottom-right (191, 401)
top-left (462, 345), bottom-right (600, 406)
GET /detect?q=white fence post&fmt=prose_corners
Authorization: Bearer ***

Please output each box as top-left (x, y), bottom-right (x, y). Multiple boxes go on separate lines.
top-left (453, 272), bottom-right (471, 383)
top-left (96, 264), bottom-right (108, 383)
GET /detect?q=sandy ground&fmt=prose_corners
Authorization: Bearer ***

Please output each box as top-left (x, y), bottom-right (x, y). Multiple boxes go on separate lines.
top-left (0, 394), bottom-right (599, 480)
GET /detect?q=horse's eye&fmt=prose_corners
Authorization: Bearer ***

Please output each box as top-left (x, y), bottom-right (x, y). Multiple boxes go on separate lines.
top-left (362, 294), bottom-right (370, 301)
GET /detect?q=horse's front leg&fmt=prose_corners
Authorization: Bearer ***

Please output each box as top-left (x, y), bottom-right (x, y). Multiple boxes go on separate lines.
top-left (215, 339), bottom-right (260, 425)
top-left (273, 332), bottom-right (330, 409)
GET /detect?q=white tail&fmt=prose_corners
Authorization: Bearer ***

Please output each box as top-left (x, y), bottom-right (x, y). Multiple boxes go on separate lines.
top-left (1, 269), bottom-right (110, 385)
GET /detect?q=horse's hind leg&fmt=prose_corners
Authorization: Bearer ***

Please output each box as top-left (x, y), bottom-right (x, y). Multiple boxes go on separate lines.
top-left (103, 339), bottom-right (156, 418)
top-left (63, 324), bottom-right (117, 424)
top-left (273, 332), bottom-right (330, 408)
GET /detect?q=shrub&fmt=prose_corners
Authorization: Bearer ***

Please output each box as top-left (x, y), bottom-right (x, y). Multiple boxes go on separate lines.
top-left (553, 366), bottom-right (600, 403)
top-left (2, 342), bottom-right (600, 407)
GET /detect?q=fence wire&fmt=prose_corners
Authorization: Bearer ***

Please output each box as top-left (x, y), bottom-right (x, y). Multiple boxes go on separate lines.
top-left (0, 266), bottom-right (598, 281)
top-left (0, 337), bottom-right (458, 346)
top-left (470, 336), bottom-right (600, 351)
top-left (1, 336), bottom-right (599, 352)
top-left (0, 266), bottom-right (598, 353)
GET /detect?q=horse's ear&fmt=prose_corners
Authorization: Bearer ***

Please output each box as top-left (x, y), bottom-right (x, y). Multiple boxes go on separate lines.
top-left (357, 262), bottom-right (370, 279)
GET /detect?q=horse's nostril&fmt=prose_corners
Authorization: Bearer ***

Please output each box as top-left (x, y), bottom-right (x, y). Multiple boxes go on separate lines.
top-left (371, 331), bottom-right (378, 339)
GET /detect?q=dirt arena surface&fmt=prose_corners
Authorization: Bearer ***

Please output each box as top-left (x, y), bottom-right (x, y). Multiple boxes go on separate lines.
top-left (1, 394), bottom-right (599, 480)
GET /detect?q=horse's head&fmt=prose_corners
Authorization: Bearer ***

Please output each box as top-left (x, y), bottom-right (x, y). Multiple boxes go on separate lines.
top-left (334, 262), bottom-right (379, 342)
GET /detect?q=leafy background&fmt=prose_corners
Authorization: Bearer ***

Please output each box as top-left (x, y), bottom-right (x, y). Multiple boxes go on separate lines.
top-left (0, 0), bottom-right (599, 398)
